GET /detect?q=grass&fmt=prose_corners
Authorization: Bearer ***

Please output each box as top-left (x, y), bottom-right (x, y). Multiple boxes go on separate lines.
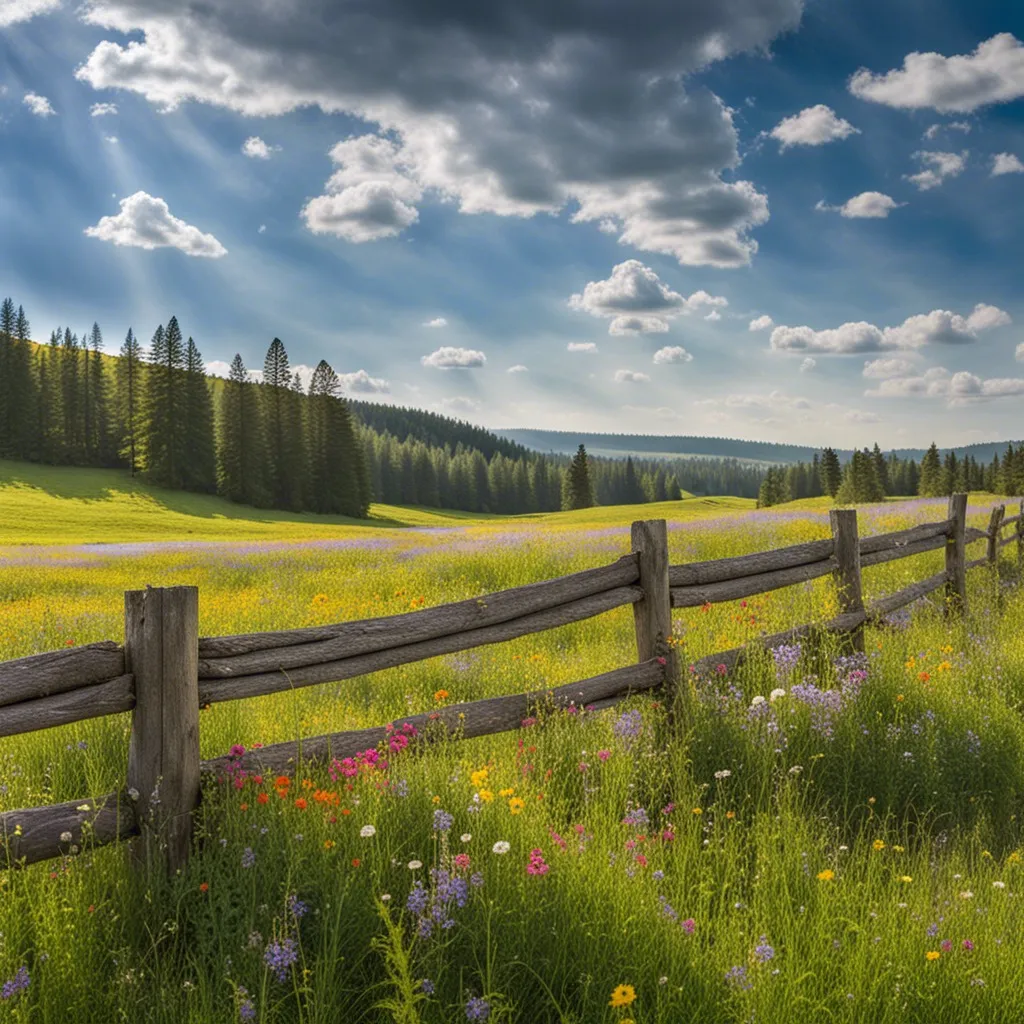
top-left (1, 480), bottom-right (1024, 1022)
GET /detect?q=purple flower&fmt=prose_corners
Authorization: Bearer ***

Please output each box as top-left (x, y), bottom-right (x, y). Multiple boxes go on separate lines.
top-left (754, 936), bottom-right (775, 962)
top-left (287, 894), bottom-right (308, 919)
top-left (420, 978), bottom-right (435, 995)
top-left (241, 847), bottom-right (256, 869)
top-left (466, 995), bottom-right (491, 1021)
top-left (612, 709), bottom-right (643, 743)
top-left (433, 809), bottom-right (454, 833)
top-left (725, 965), bottom-right (752, 990)
top-left (264, 937), bottom-right (298, 983)
top-left (621, 806), bottom-right (650, 828)
top-left (771, 643), bottom-right (802, 680)
top-left (237, 987), bottom-right (256, 1021)
top-left (407, 881), bottom-right (429, 915)
top-left (230, 744), bottom-right (246, 758)
top-left (1, 966), bottom-right (29, 1000)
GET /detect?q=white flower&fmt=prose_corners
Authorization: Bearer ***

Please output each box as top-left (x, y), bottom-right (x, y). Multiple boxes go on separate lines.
top-left (76, 804), bottom-right (91, 812)
top-left (59, 831), bottom-right (73, 843)
top-left (658, 976), bottom-right (668, 985)
top-left (714, 770), bottom-right (732, 780)
top-left (993, 880), bottom-right (1006, 889)
top-left (839, 845), bottom-right (849, 852)
top-left (128, 787), bottom-right (140, 801)
top-left (492, 841), bottom-right (511, 855)
top-left (407, 859), bottom-right (423, 870)
top-left (381, 893), bottom-right (391, 902)
top-left (770, 688), bottom-right (786, 702)
top-left (460, 833), bottom-right (472, 843)
top-left (360, 825), bottom-right (376, 838)
top-left (750, 695), bottom-right (766, 707)
top-left (788, 765), bottom-right (803, 775)
top-left (960, 890), bottom-right (974, 900)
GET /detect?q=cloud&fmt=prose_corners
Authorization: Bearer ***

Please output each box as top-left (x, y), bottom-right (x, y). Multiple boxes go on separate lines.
top-left (567, 342), bottom-right (598, 353)
top-left (72, 0), bottom-right (801, 267)
top-left (205, 360), bottom-right (232, 378)
top-left (439, 396), bottom-right (482, 416)
top-left (704, 309), bottom-right (721, 321)
top-left (865, 365), bottom-right (1024, 403)
top-left (863, 357), bottom-right (916, 379)
top-left (770, 303), bottom-right (1009, 355)
top-left (923, 120), bottom-right (971, 139)
top-left (338, 369), bottom-right (390, 393)
top-left (23, 92), bottom-right (55, 117)
top-left (614, 369), bottom-right (651, 384)
top-left (84, 191), bottom-right (227, 257)
top-left (653, 346), bottom-right (692, 364)
top-left (423, 317), bottom-right (448, 328)
top-left (816, 191), bottom-right (903, 218)
top-left (570, 260), bottom-right (726, 334)
top-left (0, 0), bottom-right (59, 27)
top-left (749, 315), bottom-right (774, 331)
top-left (799, 357), bottom-right (815, 372)
top-left (507, 364), bottom-right (528, 373)
top-left (241, 135), bottom-right (280, 159)
top-left (90, 102), bottom-right (118, 116)
top-left (904, 150), bottom-right (967, 190)
top-left (844, 409), bottom-right (879, 423)
top-left (421, 346), bottom-right (486, 369)
top-left (992, 152), bottom-right (1024, 176)
top-left (257, 223), bottom-right (266, 233)
top-left (849, 33), bottom-right (1024, 113)
top-left (769, 104), bottom-right (859, 148)
top-left (1017, 343), bottom-right (1024, 362)
top-left (724, 390), bottom-right (810, 411)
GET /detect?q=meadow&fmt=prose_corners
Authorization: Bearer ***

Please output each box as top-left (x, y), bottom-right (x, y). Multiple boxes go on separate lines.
top-left (1, 466), bottom-right (1023, 1022)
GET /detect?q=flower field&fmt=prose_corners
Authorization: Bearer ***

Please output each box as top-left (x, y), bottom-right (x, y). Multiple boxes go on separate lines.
top-left (2, 495), bottom-right (1024, 1022)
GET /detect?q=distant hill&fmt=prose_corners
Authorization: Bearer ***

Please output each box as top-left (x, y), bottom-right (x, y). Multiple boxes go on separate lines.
top-left (495, 429), bottom-right (1024, 465)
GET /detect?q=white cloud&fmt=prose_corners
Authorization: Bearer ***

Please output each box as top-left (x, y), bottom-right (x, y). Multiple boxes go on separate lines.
top-left (257, 223), bottom-right (266, 233)
top-left (799, 357), bottom-right (815, 372)
top-left (567, 342), bottom-right (598, 353)
top-left (23, 92), bottom-right (55, 117)
top-left (770, 104), bottom-right (859, 148)
top-left (724, 390), bottom-right (810, 411)
top-left (84, 191), bottom-right (227, 257)
top-left (72, 0), bottom-right (798, 268)
top-left (845, 409), bottom-right (879, 423)
top-left (992, 152), bottom-right (1024, 176)
top-left (1016, 342), bottom-right (1024, 362)
top-left (904, 150), bottom-right (967, 190)
top-left (90, 102), bottom-right (118, 116)
top-left (507, 364), bottom-right (528, 373)
top-left (817, 191), bottom-right (903, 218)
top-left (0, 0), bottom-right (59, 27)
top-left (205, 360), bottom-right (232, 378)
top-left (770, 303), bottom-right (1010, 355)
top-left (704, 309), bottom-right (721, 321)
top-left (849, 33), bottom-right (1024, 113)
top-left (614, 369), bottom-right (651, 383)
top-left (421, 346), bottom-right (486, 369)
top-left (653, 346), bottom-right (692, 364)
top-left (104, 134), bottom-right (118, 143)
top-left (423, 317), bottom-right (448, 328)
top-left (865, 365), bottom-right (1024, 403)
top-left (748, 315), bottom-right (774, 331)
top-left (570, 260), bottom-right (726, 335)
top-left (439, 396), bottom-right (482, 416)
top-left (923, 120), bottom-right (971, 139)
top-left (241, 135), bottom-right (280, 159)
top-left (338, 369), bottom-right (390, 393)
top-left (863, 357), bottom-right (916, 379)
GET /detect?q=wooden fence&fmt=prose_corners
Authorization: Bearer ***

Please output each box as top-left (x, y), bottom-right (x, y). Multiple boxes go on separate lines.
top-left (1, 495), bottom-right (1022, 875)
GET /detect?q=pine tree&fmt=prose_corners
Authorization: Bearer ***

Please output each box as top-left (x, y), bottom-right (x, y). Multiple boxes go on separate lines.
top-left (142, 317), bottom-right (188, 487)
top-left (563, 443), bottom-right (594, 510)
top-left (871, 443), bottom-right (889, 495)
top-left (262, 338), bottom-right (304, 509)
top-left (820, 447), bottom-right (842, 497)
top-left (0, 297), bottom-right (15, 457)
top-left (116, 328), bottom-right (143, 475)
top-left (11, 305), bottom-right (34, 460)
top-left (217, 354), bottom-right (268, 506)
top-left (918, 443), bottom-right (942, 497)
top-left (306, 360), bottom-right (367, 516)
top-left (183, 337), bottom-right (217, 492)
top-left (60, 328), bottom-right (81, 463)
top-left (87, 322), bottom-right (113, 465)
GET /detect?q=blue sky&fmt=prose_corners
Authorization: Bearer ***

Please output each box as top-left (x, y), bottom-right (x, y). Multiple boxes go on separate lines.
top-left (1, 0), bottom-right (1023, 448)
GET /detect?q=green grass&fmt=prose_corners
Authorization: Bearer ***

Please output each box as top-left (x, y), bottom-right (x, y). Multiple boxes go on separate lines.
top-left (1, 481), bottom-right (1023, 1022)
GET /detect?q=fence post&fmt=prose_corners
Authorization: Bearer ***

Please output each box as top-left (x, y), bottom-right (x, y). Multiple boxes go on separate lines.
top-left (987, 504), bottom-right (1005, 565)
top-left (945, 493), bottom-right (968, 617)
top-left (124, 586), bottom-right (200, 877)
top-left (829, 508), bottom-right (865, 652)
top-left (1018, 499), bottom-right (1024, 569)
top-left (631, 520), bottom-right (685, 726)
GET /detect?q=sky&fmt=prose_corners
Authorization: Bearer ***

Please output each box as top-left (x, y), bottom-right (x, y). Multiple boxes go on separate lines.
top-left (1, 0), bottom-right (1023, 449)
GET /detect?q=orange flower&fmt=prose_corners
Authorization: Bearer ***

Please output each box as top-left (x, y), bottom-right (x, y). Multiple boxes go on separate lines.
top-left (257, 793), bottom-right (269, 805)
top-left (351, 858), bottom-right (361, 868)
top-left (240, 803), bottom-right (248, 812)
top-left (434, 689), bottom-right (449, 702)
top-left (324, 840), bottom-right (336, 850)
top-left (341, 807), bottom-right (352, 816)
top-left (199, 882), bottom-right (209, 893)
top-left (275, 776), bottom-right (290, 789)
top-left (294, 798), bottom-right (308, 811)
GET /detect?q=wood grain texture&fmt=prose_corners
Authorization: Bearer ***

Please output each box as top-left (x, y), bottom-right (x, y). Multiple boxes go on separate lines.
top-left (670, 558), bottom-right (837, 608)
top-left (830, 508), bottom-right (865, 652)
top-left (987, 506), bottom-right (1006, 563)
top-left (0, 674), bottom-right (135, 739)
top-left (198, 554), bottom-right (640, 663)
top-left (200, 658), bottom-right (666, 777)
top-left (964, 527), bottom-right (988, 545)
top-left (860, 534), bottom-right (947, 568)
top-left (868, 571), bottom-right (948, 619)
top-left (945, 494), bottom-right (968, 616)
top-left (0, 791), bottom-right (138, 868)
top-left (667, 539), bottom-right (833, 588)
top-left (0, 641), bottom-right (124, 709)
top-left (125, 586), bottom-right (200, 876)
top-left (858, 520), bottom-right (950, 555)
top-left (965, 556), bottom-right (988, 571)
top-left (198, 585), bottom-right (643, 705)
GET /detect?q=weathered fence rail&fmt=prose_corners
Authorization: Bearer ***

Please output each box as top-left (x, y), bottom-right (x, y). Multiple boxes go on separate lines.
top-left (1, 494), bottom-right (1021, 872)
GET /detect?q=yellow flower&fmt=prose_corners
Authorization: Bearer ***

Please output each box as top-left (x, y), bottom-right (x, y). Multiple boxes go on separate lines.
top-left (892, 845), bottom-right (905, 853)
top-left (478, 789), bottom-right (494, 803)
top-left (926, 951), bottom-right (940, 961)
top-left (692, 807), bottom-right (702, 816)
top-left (1007, 852), bottom-right (1021, 864)
top-left (609, 984), bottom-right (636, 1008)
top-left (873, 840), bottom-right (885, 851)
top-left (900, 875), bottom-right (913, 883)
top-left (432, 796), bottom-right (441, 804)
top-left (470, 768), bottom-right (489, 788)
top-left (817, 869), bottom-right (835, 881)
top-left (499, 787), bottom-right (515, 798)
top-left (509, 797), bottom-right (525, 814)
top-left (936, 661), bottom-right (952, 673)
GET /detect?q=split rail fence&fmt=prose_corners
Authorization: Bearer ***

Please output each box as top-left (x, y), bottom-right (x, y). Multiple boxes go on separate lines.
top-left (1, 494), bottom-right (1022, 875)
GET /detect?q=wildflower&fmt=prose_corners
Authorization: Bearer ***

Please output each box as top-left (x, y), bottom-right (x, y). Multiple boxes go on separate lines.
top-left (433, 809), bottom-right (454, 832)
top-left (420, 979), bottom-right (435, 994)
top-left (962, 939), bottom-right (975, 951)
top-left (993, 880), bottom-right (1006, 889)
top-left (499, 787), bottom-right (515, 797)
top-left (817, 870), bottom-right (835, 882)
top-left (257, 793), bottom-right (269, 805)
top-left (60, 831), bottom-right (73, 843)
top-left (749, 696), bottom-right (766, 708)
top-left (294, 798), bottom-right (308, 811)
top-left (873, 840), bottom-right (885, 851)
top-left (770, 688), bottom-right (786, 702)
top-left (526, 848), bottom-right (549, 875)
top-left (460, 833), bottom-right (472, 843)
top-left (478, 789), bottom-right (494, 803)
top-left (199, 882), bottom-right (209, 893)
top-left (323, 840), bottom-right (336, 850)
top-left (900, 876), bottom-right (913, 884)
top-left (465, 996), bottom-right (491, 1021)
top-left (2, 966), bottom-right (30, 1000)
top-left (287, 894), bottom-right (309, 918)
top-left (434, 690), bottom-right (449, 702)
top-left (597, 749), bottom-right (611, 761)
top-left (753, 937), bottom-right (775, 962)
top-left (492, 841), bottom-right (510, 855)
top-left (925, 951), bottom-right (940, 961)
top-left (608, 984), bottom-right (636, 1008)
top-left (453, 853), bottom-right (471, 871)
top-left (360, 825), bottom-right (376, 838)
top-left (725, 965), bottom-right (752, 990)
top-left (264, 937), bottom-right (298, 982)
top-left (351, 858), bottom-right (361, 867)
top-left (681, 918), bottom-right (696, 934)
top-left (692, 808), bottom-right (702, 816)
top-left (470, 768), bottom-right (488, 788)
top-left (241, 847), bottom-right (256, 869)
top-left (238, 987), bottom-right (256, 1021)
top-left (408, 860), bottom-right (423, 870)
top-left (940, 940), bottom-right (953, 953)
top-left (959, 891), bottom-right (974, 900)
top-left (725, 811), bottom-right (735, 820)
top-left (714, 770), bottom-right (732, 780)
top-left (509, 797), bottom-right (525, 814)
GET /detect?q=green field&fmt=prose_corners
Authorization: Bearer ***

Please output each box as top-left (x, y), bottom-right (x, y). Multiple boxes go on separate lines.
top-left (1, 466), bottom-right (1023, 1023)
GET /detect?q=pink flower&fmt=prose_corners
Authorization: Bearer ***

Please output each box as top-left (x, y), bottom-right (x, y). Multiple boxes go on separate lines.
top-left (962, 939), bottom-right (974, 951)
top-left (681, 918), bottom-right (696, 935)
top-left (453, 853), bottom-right (471, 870)
top-left (635, 854), bottom-right (648, 867)
top-left (230, 744), bottom-right (246, 758)
top-left (940, 940), bottom-right (953, 952)
top-left (656, 656), bottom-right (666, 666)
top-left (526, 849), bottom-right (549, 876)
top-left (597, 750), bottom-right (611, 762)
top-left (716, 664), bottom-right (727, 676)
top-left (661, 829), bottom-right (675, 842)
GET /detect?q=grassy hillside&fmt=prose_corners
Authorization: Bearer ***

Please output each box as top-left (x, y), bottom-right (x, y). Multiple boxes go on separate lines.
top-left (0, 459), bottom-right (714, 545)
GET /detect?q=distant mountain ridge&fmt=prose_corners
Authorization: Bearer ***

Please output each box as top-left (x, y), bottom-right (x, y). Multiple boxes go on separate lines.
top-left (494, 428), bottom-right (1024, 465)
